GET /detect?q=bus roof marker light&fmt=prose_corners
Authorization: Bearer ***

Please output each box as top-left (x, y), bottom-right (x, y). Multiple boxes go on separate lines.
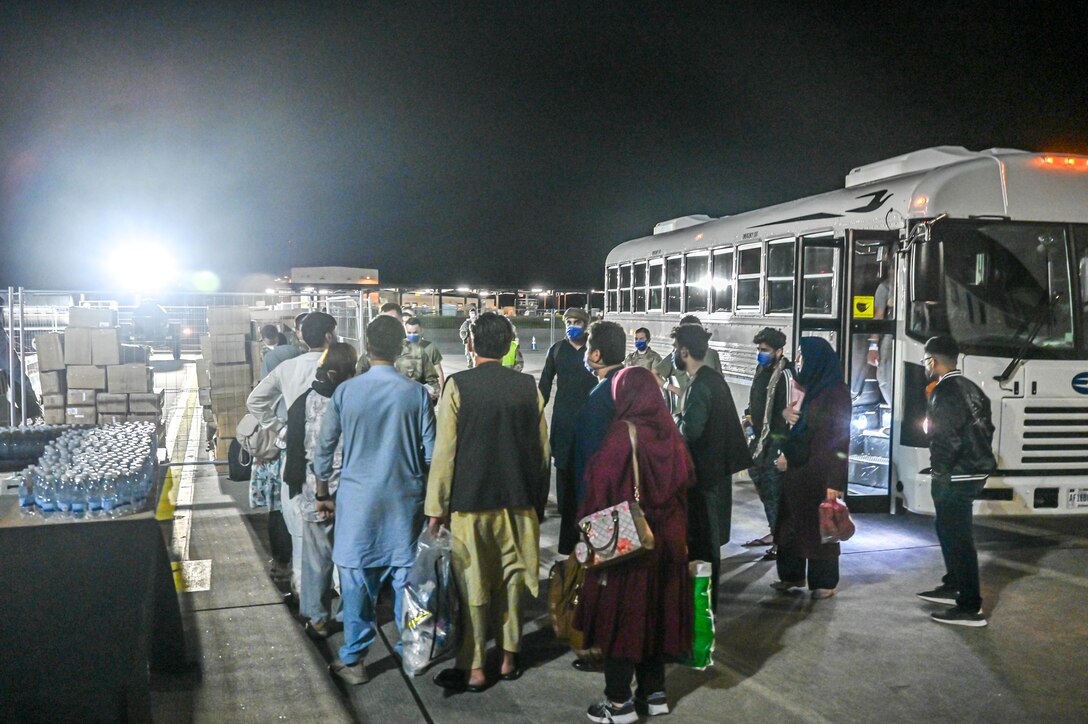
top-left (913, 196), bottom-right (927, 208)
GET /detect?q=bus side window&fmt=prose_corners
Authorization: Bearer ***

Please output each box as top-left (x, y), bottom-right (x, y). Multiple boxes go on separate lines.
top-left (737, 243), bottom-right (763, 312)
top-left (648, 260), bottom-right (664, 311)
top-left (712, 248), bottom-right (734, 313)
top-left (606, 266), bottom-right (619, 313)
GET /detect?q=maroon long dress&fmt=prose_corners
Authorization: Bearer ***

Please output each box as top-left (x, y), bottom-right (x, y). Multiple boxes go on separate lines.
top-left (776, 383), bottom-right (851, 560)
top-left (574, 366), bottom-right (695, 661)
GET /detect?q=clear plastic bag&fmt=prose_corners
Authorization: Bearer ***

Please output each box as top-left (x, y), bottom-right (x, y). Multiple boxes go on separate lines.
top-left (401, 526), bottom-right (462, 675)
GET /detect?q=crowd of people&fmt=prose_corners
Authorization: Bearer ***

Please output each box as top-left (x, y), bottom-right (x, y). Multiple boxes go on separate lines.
top-left (243, 303), bottom-right (996, 721)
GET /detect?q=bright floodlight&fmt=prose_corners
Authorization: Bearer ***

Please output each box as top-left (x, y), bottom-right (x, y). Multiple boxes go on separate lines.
top-left (107, 238), bottom-right (179, 291)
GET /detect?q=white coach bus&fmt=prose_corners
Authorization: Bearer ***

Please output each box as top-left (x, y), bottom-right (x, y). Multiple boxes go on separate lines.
top-left (604, 146), bottom-right (1088, 515)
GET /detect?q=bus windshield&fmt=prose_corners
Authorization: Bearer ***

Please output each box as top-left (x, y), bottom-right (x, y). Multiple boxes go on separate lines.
top-left (909, 220), bottom-right (1079, 358)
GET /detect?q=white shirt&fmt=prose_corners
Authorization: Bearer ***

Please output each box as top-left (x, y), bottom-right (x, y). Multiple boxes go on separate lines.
top-left (247, 351), bottom-right (325, 429)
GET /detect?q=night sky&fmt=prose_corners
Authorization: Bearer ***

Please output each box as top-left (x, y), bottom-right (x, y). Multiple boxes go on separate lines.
top-left (2, 2), bottom-right (1086, 292)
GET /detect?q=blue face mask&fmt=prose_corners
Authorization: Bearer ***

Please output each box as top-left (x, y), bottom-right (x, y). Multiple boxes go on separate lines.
top-left (406, 334), bottom-right (420, 344)
top-left (566, 325), bottom-right (584, 341)
top-left (757, 351), bottom-right (772, 366)
top-left (634, 339), bottom-right (648, 352)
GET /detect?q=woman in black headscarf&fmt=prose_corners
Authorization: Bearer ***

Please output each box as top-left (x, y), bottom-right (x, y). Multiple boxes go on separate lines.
top-left (772, 337), bottom-right (851, 598)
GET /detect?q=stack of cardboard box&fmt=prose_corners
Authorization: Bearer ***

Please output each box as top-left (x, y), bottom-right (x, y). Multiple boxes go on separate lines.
top-left (200, 306), bottom-right (254, 460)
top-left (37, 307), bottom-right (160, 429)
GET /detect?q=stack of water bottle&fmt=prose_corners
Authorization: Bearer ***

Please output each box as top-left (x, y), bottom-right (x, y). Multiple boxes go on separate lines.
top-left (0, 424), bottom-right (75, 472)
top-left (15, 422), bottom-right (159, 520)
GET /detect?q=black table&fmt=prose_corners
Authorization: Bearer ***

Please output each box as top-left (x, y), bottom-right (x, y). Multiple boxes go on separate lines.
top-left (0, 493), bottom-right (186, 721)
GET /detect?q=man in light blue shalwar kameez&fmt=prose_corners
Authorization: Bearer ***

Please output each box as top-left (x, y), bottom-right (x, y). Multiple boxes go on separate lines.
top-left (314, 316), bottom-right (436, 685)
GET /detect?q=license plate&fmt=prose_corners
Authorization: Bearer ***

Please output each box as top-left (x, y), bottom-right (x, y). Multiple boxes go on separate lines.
top-left (1067, 489), bottom-right (1088, 508)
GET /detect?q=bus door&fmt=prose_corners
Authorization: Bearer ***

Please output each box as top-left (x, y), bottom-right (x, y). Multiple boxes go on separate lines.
top-left (844, 229), bottom-right (900, 513)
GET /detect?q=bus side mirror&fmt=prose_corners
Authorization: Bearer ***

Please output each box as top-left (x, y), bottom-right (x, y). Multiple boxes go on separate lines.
top-left (910, 239), bottom-right (943, 303)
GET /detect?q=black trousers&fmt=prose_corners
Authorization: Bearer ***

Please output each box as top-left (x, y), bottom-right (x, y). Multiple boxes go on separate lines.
top-left (268, 509), bottom-right (292, 565)
top-left (933, 477), bottom-right (986, 612)
top-left (776, 549), bottom-right (839, 590)
top-left (687, 483), bottom-right (725, 612)
top-left (603, 656), bottom-right (665, 703)
top-left (556, 466), bottom-right (580, 555)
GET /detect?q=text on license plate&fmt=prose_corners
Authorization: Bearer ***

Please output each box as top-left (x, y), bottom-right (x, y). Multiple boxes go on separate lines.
top-left (1068, 489), bottom-right (1088, 508)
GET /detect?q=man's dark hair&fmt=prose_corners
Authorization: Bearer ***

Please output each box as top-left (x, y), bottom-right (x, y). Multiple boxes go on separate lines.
top-left (301, 311), bottom-right (337, 349)
top-left (679, 314), bottom-right (701, 326)
top-left (634, 327), bottom-right (651, 339)
top-left (294, 312), bottom-right (309, 328)
top-left (753, 327), bottom-right (787, 350)
top-left (672, 324), bottom-right (711, 361)
top-left (471, 312), bottom-right (515, 359)
top-left (380, 301), bottom-right (403, 316)
top-left (588, 321), bottom-right (626, 366)
top-left (925, 335), bottom-right (960, 364)
top-left (405, 316), bottom-right (421, 328)
top-left (260, 324), bottom-right (279, 343)
top-left (367, 315), bottom-right (406, 362)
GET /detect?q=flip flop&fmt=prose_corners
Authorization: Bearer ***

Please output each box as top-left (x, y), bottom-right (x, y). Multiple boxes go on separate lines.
top-left (742, 537), bottom-right (773, 547)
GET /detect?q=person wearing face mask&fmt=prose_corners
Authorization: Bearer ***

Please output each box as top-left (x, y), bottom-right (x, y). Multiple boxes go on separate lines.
top-left (459, 305), bottom-right (478, 369)
top-left (395, 316), bottom-right (442, 401)
top-left (654, 316), bottom-right (722, 413)
top-left (915, 335), bottom-right (995, 627)
top-left (771, 337), bottom-right (850, 600)
top-left (741, 328), bottom-right (794, 560)
top-left (624, 327), bottom-right (662, 371)
top-left (539, 307), bottom-right (599, 554)
top-left (672, 324), bottom-right (752, 614)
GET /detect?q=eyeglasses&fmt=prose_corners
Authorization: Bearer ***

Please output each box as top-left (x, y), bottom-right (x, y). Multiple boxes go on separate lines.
top-left (920, 355), bottom-right (933, 365)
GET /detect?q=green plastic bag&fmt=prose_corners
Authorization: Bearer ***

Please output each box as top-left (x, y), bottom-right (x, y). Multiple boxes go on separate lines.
top-left (681, 561), bottom-right (715, 670)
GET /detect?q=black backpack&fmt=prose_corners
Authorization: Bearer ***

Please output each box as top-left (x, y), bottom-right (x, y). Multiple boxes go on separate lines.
top-left (227, 438), bottom-right (252, 481)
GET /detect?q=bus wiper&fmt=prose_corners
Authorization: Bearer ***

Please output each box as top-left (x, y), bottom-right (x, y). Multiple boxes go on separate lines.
top-left (995, 292), bottom-right (1061, 384)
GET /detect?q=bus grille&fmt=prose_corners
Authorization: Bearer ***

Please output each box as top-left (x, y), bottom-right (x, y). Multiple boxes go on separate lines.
top-left (1005, 402), bottom-right (1088, 467)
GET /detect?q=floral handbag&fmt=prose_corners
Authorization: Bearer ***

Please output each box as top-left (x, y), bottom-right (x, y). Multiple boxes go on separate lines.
top-left (575, 421), bottom-right (655, 570)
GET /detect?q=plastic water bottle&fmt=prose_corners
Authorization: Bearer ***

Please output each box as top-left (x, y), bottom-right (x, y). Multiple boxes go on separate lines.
top-left (55, 473), bottom-right (74, 518)
top-left (101, 473), bottom-right (119, 518)
top-left (36, 469), bottom-right (56, 519)
top-left (17, 471), bottom-right (36, 517)
top-left (70, 474), bottom-right (88, 519)
top-left (86, 476), bottom-right (104, 518)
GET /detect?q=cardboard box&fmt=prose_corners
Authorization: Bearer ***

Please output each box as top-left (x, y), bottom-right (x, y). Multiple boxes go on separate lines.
top-left (67, 389), bottom-right (98, 406)
top-left (201, 334), bottom-right (248, 364)
top-left (210, 385), bottom-right (248, 411)
top-left (65, 405), bottom-right (96, 425)
top-left (107, 364), bottom-right (153, 394)
top-left (129, 391), bottom-right (164, 414)
top-left (91, 328), bottom-right (122, 366)
top-left (195, 356), bottom-right (210, 382)
top-left (250, 340), bottom-right (263, 382)
top-left (121, 344), bottom-right (150, 364)
top-left (36, 333), bottom-right (66, 372)
top-left (68, 306), bottom-right (117, 328)
top-left (215, 409), bottom-right (246, 439)
top-left (67, 365), bottom-right (107, 390)
top-left (63, 327), bottom-right (94, 365)
top-left (96, 392), bottom-right (128, 414)
top-left (207, 306), bottom-right (252, 336)
top-left (43, 408), bottom-right (66, 424)
top-left (98, 413), bottom-right (126, 426)
top-left (39, 370), bottom-right (67, 395)
top-left (215, 436), bottom-right (235, 461)
top-left (210, 362), bottom-right (252, 390)
top-left (42, 394), bottom-right (66, 409)
top-left (198, 387), bottom-right (211, 406)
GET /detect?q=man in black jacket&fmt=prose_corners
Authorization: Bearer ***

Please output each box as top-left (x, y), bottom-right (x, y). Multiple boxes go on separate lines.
top-left (673, 324), bottom-right (752, 613)
top-left (743, 327), bottom-right (794, 559)
top-left (916, 336), bottom-right (996, 627)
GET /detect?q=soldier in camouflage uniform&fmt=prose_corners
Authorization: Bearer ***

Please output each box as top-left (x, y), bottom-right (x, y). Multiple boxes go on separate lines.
top-left (395, 333), bottom-right (441, 401)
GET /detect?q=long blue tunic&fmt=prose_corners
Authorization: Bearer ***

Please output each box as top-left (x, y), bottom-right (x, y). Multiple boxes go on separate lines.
top-left (315, 365), bottom-right (436, 569)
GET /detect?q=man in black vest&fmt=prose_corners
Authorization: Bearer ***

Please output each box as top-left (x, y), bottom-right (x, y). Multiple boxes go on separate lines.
top-left (673, 323), bottom-right (752, 613)
top-left (426, 312), bottom-right (551, 692)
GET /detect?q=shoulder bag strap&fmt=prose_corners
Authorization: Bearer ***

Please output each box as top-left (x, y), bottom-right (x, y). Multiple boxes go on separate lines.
top-left (624, 420), bottom-right (641, 504)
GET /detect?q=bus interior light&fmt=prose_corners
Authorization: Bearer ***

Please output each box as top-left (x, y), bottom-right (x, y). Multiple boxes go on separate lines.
top-left (912, 196), bottom-right (927, 208)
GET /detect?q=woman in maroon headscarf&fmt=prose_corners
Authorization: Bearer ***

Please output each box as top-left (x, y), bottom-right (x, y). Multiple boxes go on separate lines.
top-left (575, 366), bottom-right (695, 723)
